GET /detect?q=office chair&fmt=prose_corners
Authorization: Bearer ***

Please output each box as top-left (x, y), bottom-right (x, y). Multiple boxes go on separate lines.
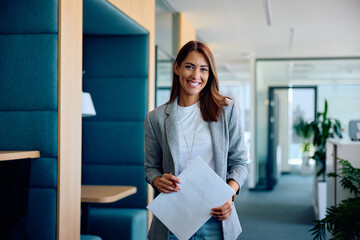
top-left (349, 120), bottom-right (360, 141)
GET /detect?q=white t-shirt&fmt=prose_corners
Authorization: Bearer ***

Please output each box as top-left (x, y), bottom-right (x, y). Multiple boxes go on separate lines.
top-left (177, 102), bottom-right (214, 174)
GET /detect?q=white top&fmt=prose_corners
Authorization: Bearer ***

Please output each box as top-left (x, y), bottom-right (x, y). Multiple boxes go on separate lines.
top-left (177, 102), bottom-right (214, 174)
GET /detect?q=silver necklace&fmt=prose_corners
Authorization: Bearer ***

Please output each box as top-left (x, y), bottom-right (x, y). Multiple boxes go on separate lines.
top-left (178, 106), bottom-right (202, 167)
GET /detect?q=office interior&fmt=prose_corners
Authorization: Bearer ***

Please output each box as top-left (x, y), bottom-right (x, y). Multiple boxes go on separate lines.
top-left (0, 0), bottom-right (359, 239)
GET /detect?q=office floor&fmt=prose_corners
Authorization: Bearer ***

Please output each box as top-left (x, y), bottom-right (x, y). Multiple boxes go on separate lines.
top-left (236, 173), bottom-right (315, 240)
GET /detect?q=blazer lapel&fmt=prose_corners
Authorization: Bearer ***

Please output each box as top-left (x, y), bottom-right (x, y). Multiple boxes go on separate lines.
top-left (209, 114), bottom-right (226, 178)
top-left (165, 99), bottom-right (180, 175)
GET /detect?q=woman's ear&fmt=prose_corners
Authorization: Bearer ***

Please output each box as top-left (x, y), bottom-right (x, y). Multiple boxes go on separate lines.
top-left (174, 63), bottom-right (180, 76)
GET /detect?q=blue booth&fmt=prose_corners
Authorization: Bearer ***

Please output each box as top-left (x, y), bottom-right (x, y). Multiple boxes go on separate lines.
top-left (0, 0), bottom-right (58, 239)
top-left (82, 0), bottom-right (149, 239)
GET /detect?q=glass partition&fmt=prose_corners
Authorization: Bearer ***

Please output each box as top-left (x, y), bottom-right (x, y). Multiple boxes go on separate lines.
top-left (155, 0), bottom-right (176, 107)
top-left (254, 58), bottom-right (360, 189)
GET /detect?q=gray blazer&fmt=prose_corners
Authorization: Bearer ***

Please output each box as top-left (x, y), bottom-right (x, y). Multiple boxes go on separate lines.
top-left (144, 98), bottom-right (248, 240)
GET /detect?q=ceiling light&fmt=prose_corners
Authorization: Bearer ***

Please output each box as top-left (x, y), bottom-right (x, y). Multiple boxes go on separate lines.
top-left (264, 0), bottom-right (272, 26)
top-left (289, 28), bottom-right (295, 50)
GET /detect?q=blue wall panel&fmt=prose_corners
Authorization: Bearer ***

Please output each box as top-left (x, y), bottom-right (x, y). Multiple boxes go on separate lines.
top-left (83, 35), bottom-right (148, 78)
top-left (0, 35), bottom-right (58, 110)
top-left (82, 34), bottom-right (148, 210)
top-left (25, 188), bottom-right (57, 239)
top-left (0, 0), bottom-right (59, 239)
top-left (29, 158), bottom-right (57, 188)
top-left (0, 0), bottom-right (58, 33)
top-left (0, 111), bottom-right (58, 158)
top-left (82, 77), bottom-right (147, 121)
top-left (82, 121), bottom-right (144, 165)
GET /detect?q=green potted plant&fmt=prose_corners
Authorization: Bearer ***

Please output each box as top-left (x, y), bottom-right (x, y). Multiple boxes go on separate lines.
top-left (294, 100), bottom-right (343, 220)
top-left (294, 116), bottom-right (313, 174)
top-left (309, 100), bottom-right (343, 180)
top-left (310, 159), bottom-right (360, 240)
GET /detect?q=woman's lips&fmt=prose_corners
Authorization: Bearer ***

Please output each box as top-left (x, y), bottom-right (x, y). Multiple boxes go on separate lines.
top-left (187, 80), bottom-right (201, 88)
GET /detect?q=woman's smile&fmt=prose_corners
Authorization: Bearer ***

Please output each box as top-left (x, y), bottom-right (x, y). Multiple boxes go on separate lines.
top-left (186, 79), bottom-right (202, 88)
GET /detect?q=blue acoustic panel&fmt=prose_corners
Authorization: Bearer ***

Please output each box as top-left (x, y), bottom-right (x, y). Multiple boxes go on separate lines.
top-left (83, 35), bottom-right (148, 78)
top-left (83, 77), bottom-right (147, 121)
top-left (83, 0), bottom-right (147, 35)
top-left (82, 121), bottom-right (144, 165)
top-left (0, 0), bottom-right (58, 34)
top-left (0, 35), bottom-right (58, 110)
top-left (88, 208), bottom-right (147, 240)
top-left (82, 165), bottom-right (147, 208)
top-left (25, 188), bottom-right (57, 240)
top-left (29, 158), bottom-right (57, 188)
top-left (0, 111), bottom-right (58, 158)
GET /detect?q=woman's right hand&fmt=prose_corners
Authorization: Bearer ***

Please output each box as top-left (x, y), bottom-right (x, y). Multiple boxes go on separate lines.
top-left (152, 173), bottom-right (181, 193)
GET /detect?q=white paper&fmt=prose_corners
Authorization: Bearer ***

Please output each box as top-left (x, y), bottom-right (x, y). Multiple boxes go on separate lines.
top-left (147, 156), bottom-right (235, 240)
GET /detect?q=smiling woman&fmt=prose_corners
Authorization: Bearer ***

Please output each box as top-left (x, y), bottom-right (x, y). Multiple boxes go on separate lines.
top-left (144, 40), bottom-right (249, 240)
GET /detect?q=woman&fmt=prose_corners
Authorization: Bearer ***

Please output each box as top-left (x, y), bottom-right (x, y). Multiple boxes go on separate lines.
top-left (144, 40), bottom-right (248, 240)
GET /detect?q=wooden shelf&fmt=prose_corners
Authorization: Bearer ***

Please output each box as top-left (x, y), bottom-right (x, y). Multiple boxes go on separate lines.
top-left (0, 151), bottom-right (40, 161)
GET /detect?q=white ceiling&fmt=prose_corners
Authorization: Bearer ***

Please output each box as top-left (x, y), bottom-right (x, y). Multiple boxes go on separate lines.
top-left (159, 0), bottom-right (360, 83)
top-left (164, 0), bottom-right (360, 58)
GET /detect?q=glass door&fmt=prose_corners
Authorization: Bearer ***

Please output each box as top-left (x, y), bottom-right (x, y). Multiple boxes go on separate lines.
top-left (266, 86), bottom-right (317, 190)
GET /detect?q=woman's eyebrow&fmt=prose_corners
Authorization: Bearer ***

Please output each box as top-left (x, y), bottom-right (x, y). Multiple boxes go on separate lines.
top-left (185, 62), bottom-right (209, 68)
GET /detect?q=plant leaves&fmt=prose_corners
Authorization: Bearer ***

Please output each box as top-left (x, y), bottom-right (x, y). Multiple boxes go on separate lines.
top-left (324, 99), bottom-right (328, 119)
top-left (312, 159), bottom-right (360, 239)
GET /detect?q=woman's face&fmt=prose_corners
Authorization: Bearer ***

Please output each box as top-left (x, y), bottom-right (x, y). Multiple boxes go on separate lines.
top-left (174, 51), bottom-right (210, 102)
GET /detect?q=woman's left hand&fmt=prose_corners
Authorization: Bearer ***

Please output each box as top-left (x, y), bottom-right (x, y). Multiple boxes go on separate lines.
top-left (211, 198), bottom-right (232, 221)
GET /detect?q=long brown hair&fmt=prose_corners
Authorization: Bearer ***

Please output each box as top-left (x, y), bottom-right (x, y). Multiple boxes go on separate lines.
top-left (168, 40), bottom-right (229, 122)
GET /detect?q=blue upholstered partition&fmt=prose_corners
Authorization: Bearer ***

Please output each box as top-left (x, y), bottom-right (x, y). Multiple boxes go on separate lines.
top-left (82, 1), bottom-right (148, 239)
top-left (0, 0), bottom-right (58, 239)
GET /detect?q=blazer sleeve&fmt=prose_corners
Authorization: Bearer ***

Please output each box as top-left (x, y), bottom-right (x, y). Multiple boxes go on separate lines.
top-left (226, 100), bottom-right (249, 192)
top-left (144, 112), bottom-right (163, 188)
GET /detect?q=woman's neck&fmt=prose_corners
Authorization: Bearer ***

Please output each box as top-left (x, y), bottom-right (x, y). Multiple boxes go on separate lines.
top-left (178, 94), bottom-right (199, 107)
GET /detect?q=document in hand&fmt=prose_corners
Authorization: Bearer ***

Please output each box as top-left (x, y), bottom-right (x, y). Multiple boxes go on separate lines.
top-left (147, 156), bottom-right (235, 240)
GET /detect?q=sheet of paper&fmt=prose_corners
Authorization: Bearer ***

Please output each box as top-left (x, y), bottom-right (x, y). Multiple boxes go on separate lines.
top-left (147, 156), bottom-right (235, 240)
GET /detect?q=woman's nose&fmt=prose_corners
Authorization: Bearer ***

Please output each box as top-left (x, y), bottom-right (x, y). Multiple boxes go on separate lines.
top-left (191, 69), bottom-right (200, 79)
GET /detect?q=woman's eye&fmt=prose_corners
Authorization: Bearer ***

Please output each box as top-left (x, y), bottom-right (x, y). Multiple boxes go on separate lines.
top-left (201, 68), bottom-right (208, 72)
top-left (185, 65), bottom-right (194, 70)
